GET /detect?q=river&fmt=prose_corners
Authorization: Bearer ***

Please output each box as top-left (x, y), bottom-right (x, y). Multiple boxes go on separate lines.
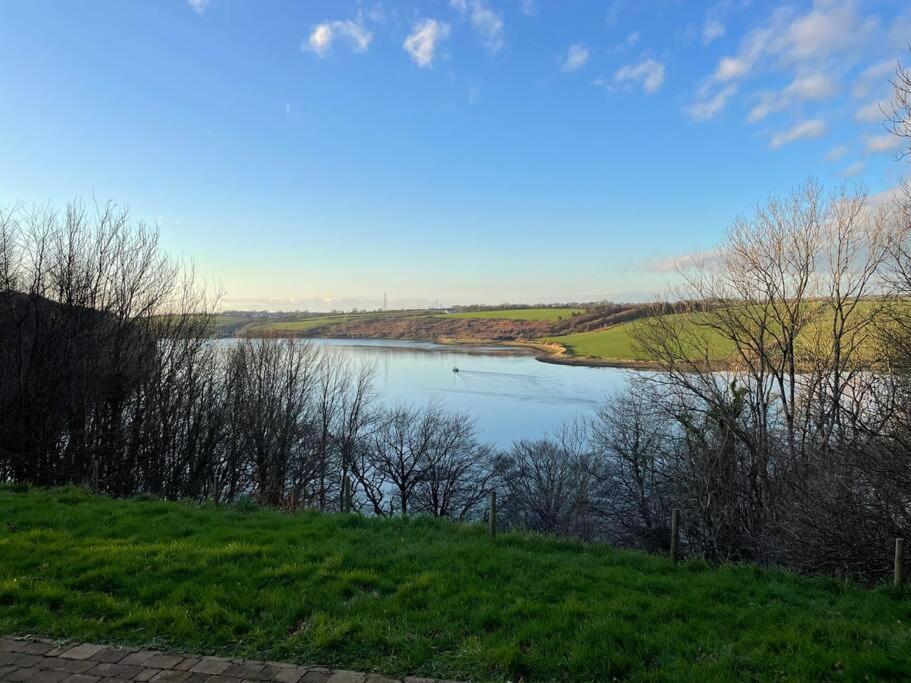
top-left (239, 338), bottom-right (638, 447)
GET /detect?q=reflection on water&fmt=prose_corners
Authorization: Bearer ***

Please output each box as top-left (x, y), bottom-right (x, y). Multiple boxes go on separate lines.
top-left (224, 337), bottom-right (636, 446)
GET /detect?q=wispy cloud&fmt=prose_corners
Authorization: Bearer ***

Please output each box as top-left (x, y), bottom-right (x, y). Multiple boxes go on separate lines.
top-left (825, 145), bottom-right (848, 162)
top-left (688, 85), bottom-right (736, 121)
top-left (520, 0), bottom-right (537, 17)
top-left (604, 0), bottom-right (623, 29)
top-left (561, 43), bottom-right (590, 73)
top-left (450, 0), bottom-right (504, 53)
top-left (865, 133), bottom-right (903, 154)
top-left (305, 19), bottom-right (373, 58)
top-left (841, 161), bottom-right (865, 177)
top-left (854, 99), bottom-right (889, 124)
top-left (688, 1), bottom-right (878, 120)
top-left (770, 119), bottom-right (827, 149)
top-left (187, 0), bottom-right (209, 13)
top-left (702, 19), bottom-right (725, 46)
top-left (404, 19), bottom-right (450, 68)
top-left (614, 58), bottom-right (665, 94)
top-left (642, 249), bottom-right (719, 274)
top-left (852, 59), bottom-right (897, 98)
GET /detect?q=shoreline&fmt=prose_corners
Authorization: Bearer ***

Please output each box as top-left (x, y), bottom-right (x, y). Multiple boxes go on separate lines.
top-left (240, 330), bottom-right (662, 370)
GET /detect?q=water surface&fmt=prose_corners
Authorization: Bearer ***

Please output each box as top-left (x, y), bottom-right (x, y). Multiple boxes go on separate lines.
top-left (286, 338), bottom-right (636, 446)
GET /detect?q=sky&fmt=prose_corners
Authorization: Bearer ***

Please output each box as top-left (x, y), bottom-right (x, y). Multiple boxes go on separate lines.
top-left (1, 0), bottom-right (909, 311)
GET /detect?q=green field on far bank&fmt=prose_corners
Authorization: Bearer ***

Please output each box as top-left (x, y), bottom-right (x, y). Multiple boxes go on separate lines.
top-left (1, 487), bottom-right (909, 681)
top-left (546, 315), bottom-right (734, 362)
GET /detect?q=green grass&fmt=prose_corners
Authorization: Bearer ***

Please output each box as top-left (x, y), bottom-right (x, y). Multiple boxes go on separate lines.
top-left (1, 488), bottom-right (909, 681)
top-left (245, 314), bottom-right (358, 334)
top-left (546, 314), bottom-right (733, 362)
top-left (440, 307), bottom-right (584, 322)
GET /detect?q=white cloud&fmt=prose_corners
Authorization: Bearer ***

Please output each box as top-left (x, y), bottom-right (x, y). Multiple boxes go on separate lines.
top-left (854, 99), bottom-right (888, 124)
top-left (187, 0), bottom-right (209, 13)
top-left (865, 133), bottom-right (903, 154)
top-left (561, 43), bottom-right (590, 73)
top-left (605, 0), bottom-right (623, 29)
top-left (690, 1), bottom-right (879, 120)
top-left (520, 0), bottom-right (537, 17)
top-left (825, 145), bottom-right (847, 162)
top-left (747, 90), bottom-right (788, 123)
top-left (688, 85), bottom-right (736, 121)
top-left (770, 119), bottom-right (827, 148)
top-left (404, 19), bottom-right (450, 68)
top-left (614, 58), bottom-right (665, 94)
top-left (608, 31), bottom-right (640, 55)
top-left (783, 72), bottom-right (837, 100)
top-left (305, 19), bottom-right (373, 58)
top-left (852, 59), bottom-right (897, 98)
top-left (702, 19), bottom-right (725, 46)
top-left (450, 0), bottom-right (504, 53)
top-left (643, 249), bottom-right (719, 274)
top-left (841, 161), bottom-right (865, 177)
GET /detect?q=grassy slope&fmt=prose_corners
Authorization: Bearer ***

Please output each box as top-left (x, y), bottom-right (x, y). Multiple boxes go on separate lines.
top-left (1, 488), bottom-right (909, 681)
top-left (546, 314), bottom-right (733, 362)
top-left (440, 308), bottom-right (584, 322)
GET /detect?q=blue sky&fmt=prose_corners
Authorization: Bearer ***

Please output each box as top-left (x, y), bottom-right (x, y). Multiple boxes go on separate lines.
top-left (1, 0), bottom-right (909, 310)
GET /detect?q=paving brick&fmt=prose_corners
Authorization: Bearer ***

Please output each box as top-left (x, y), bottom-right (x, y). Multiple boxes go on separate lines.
top-left (402, 678), bottom-right (434, 683)
top-left (0, 637), bottom-right (20, 652)
top-left (202, 676), bottom-right (242, 683)
top-left (143, 655), bottom-right (185, 670)
top-left (52, 659), bottom-right (98, 673)
top-left (88, 647), bottom-right (134, 663)
top-left (270, 665), bottom-right (309, 683)
top-left (134, 668), bottom-right (163, 681)
top-left (0, 651), bottom-right (26, 666)
top-left (148, 670), bottom-right (191, 682)
top-left (60, 675), bottom-right (100, 683)
top-left (172, 657), bottom-right (200, 671)
top-left (188, 656), bottom-right (231, 675)
top-left (0, 664), bottom-right (19, 678)
top-left (181, 674), bottom-right (210, 683)
top-left (86, 661), bottom-right (145, 678)
top-left (221, 661), bottom-right (265, 679)
top-left (299, 670), bottom-right (332, 683)
top-left (19, 668), bottom-right (71, 682)
top-left (60, 644), bottom-right (107, 661)
top-left (19, 640), bottom-right (57, 655)
top-left (326, 671), bottom-right (367, 683)
top-left (119, 650), bottom-right (162, 666)
top-left (12, 653), bottom-right (46, 668)
top-left (365, 676), bottom-right (399, 683)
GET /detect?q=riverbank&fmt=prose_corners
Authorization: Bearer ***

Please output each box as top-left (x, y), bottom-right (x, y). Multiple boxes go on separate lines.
top-left (2, 486), bottom-right (909, 681)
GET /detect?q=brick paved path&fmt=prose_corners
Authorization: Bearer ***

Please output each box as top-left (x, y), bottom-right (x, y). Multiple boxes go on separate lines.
top-left (0, 637), bottom-right (459, 683)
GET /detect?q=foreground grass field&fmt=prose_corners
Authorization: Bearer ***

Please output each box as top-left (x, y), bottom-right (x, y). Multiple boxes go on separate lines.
top-left (1, 488), bottom-right (910, 681)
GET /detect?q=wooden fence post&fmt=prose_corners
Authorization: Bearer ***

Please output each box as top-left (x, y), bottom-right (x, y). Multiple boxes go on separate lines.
top-left (488, 491), bottom-right (497, 539)
top-left (895, 538), bottom-right (905, 588)
top-left (91, 460), bottom-right (99, 493)
top-left (670, 508), bottom-right (680, 565)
